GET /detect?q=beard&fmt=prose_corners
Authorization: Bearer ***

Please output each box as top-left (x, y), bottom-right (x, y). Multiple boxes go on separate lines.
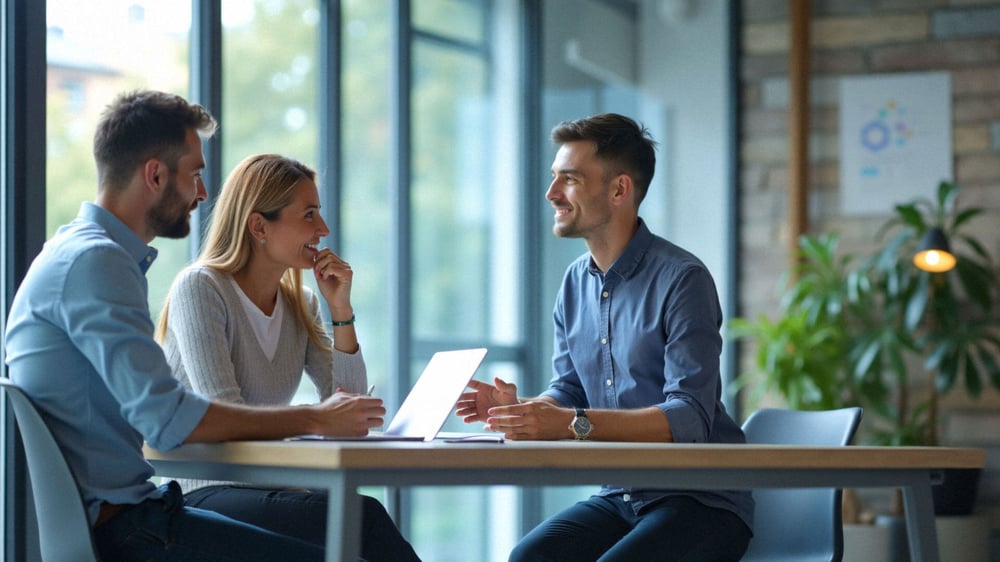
top-left (148, 175), bottom-right (194, 239)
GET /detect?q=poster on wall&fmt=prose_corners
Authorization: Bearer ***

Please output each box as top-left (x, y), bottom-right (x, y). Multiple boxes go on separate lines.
top-left (839, 71), bottom-right (952, 216)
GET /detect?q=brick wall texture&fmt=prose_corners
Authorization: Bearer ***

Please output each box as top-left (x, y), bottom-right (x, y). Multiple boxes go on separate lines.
top-left (738, 0), bottom-right (1000, 528)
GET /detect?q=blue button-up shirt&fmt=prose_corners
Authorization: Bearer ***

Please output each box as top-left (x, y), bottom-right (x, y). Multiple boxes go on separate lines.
top-left (542, 219), bottom-right (754, 529)
top-left (4, 202), bottom-right (210, 525)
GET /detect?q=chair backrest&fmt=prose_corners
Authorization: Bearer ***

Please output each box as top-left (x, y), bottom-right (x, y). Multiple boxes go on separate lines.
top-left (739, 407), bottom-right (863, 562)
top-left (1, 378), bottom-right (99, 561)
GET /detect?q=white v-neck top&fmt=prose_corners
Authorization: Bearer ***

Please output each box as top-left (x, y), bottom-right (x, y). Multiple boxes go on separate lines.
top-left (229, 276), bottom-right (284, 361)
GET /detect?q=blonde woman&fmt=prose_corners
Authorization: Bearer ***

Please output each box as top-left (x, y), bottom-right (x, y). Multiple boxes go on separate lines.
top-left (157, 154), bottom-right (419, 561)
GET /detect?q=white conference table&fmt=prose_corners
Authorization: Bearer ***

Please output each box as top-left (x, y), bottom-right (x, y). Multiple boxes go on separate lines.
top-left (144, 440), bottom-right (985, 562)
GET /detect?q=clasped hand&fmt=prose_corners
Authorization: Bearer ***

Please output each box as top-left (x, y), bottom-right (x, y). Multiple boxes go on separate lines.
top-left (456, 377), bottom-right (571, 440)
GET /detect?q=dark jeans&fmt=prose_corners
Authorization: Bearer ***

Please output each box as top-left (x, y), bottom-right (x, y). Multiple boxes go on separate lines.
top-left (184, 484), bottom-right (421, 562)
top-left (509, 494), bottom-right (751, 562)
top-left (93, 481), bottom-right (323, 561)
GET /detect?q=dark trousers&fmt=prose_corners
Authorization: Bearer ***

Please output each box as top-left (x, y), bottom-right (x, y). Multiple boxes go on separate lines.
top-left (94, 481), bottom-right (323, 561)
top-left (184, 485), bottom-right (421, 562)
top-left (509, 494), bottom-right (751, 562)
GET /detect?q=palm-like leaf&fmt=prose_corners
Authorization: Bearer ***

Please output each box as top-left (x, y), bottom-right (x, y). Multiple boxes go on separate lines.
top-left (730, 181), bottom-right (999, 446)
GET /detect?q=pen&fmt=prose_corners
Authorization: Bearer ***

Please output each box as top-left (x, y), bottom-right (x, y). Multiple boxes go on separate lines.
top-left (366, 384), bottom-right (375, 396)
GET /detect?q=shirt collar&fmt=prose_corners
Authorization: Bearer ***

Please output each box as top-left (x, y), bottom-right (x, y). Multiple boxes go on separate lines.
top-left (78, 202), bottom-right (159, 273)
top-left (587, 218), bottom-right (653, 280)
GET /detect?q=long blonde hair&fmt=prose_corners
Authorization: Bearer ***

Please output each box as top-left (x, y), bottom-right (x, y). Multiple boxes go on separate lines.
top-left (156, 154), bottom-right (330, 351)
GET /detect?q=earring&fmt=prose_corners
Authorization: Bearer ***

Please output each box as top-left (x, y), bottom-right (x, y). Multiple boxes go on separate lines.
top-left (260, 238), bottom-right (266, 245)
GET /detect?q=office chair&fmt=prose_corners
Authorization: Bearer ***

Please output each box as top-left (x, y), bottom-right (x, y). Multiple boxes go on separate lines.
top-left (1, 378), bottom-right (99, 561)
top-left (739, 406), bottom-right (863, 562)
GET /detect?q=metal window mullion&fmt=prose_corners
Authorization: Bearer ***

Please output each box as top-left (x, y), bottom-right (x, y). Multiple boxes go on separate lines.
top-left (517, 0), bottom-right (545, 540)
top-left (723, 0), bottom-right (742, 420)
top-left (411, 28), bottom-right (487, 58)
top-left (190, 0), bottom-right (223, 253)
top-left (319, 0), bottom-right (343, 288)
top-left (2, 1), bottom-right (47, 560)
top-left (388, 0), bottom-right (413, 536)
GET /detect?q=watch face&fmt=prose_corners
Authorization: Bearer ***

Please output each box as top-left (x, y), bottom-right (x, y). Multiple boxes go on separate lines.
top-left (574, 417), bottom-right (592, 435)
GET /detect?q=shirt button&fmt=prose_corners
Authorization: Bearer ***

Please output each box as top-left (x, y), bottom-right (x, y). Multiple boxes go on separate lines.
top-left (623, 494), bottom-right (631, 502)
top-left (606, 379), bottom-right (612, 386)
top-left (602, 291), bottom-right (609, 298)
top-left (601, 337), bottom-right (607, 344)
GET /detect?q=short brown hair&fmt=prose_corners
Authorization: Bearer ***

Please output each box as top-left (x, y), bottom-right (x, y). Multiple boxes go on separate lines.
top-left (93, 90), bottom-right (217, 192)
top-left (551, 113), bottom-right (657, 205)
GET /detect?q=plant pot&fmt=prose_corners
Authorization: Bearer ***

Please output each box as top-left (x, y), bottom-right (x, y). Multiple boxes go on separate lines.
top-left (876, 513), bottom-right (990, 562)
top-left (843, 523), bottom-right (891, 562)
top-left (932, 468), bottom-right (981, 516)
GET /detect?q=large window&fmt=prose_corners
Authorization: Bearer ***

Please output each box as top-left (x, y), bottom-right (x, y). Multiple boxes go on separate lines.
top-left (38, 1), bottom-right (526, 560)
top-left (406, 3), bottom-right (524, 558)
top-left (46, 0), bottom-right (193, 317)
top-left (221, 0), bottom-right (320, 169)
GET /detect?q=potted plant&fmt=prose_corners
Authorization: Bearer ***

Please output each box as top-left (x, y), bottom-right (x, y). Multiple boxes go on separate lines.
top-left (847, 181), bottom-right (998, 554)
top-left (731, 181), bottom-right (999, 552)
top-left (733, 181), bottom-right (998, 446)
top-left (850, 180), bottom-right (999, 450)
top-left (729, 232), bottom-right (889, 558)
top-left (729, 233), bottom-right (860, 412)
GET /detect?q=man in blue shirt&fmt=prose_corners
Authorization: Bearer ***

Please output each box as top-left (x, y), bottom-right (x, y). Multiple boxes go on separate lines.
top-left (457, 114), bottom-right (753, 561)
top-left (4, 90), bottom-right (386, 560)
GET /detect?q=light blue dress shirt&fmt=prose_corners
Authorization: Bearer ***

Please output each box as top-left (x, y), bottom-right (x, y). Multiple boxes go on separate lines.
top-left (4, 202), bottom-right (210, 525)
top-left (542, 219), bottom-right (754, 530)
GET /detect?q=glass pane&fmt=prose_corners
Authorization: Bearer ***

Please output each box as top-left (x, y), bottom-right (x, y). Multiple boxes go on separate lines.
top-left (222, 0), bottom-right (320, 171)
top-left (222, 0), bottom-right (320, 404)
top-left (411, 41), bottom-right (494, 342)
top-left (342, 0), bottom-right (392, 399)
top-left (46, 0), bottom-right (193, 317)
top-left (412, 0), bottom-right (484, 44)
top-left (410, 486), bottom-right (519, 562)
top-left (405, 4), bottom-right (523, 560)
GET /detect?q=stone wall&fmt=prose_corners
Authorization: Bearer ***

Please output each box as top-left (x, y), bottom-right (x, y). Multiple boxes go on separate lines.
top-left (738, 0), bottom-right (1000, 538)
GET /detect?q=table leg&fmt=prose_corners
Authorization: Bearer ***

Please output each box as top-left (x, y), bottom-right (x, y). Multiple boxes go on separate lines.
top-left (901, 475), bottom-right (940, 562)
top-left (326, 471), bottom-right (361, 562)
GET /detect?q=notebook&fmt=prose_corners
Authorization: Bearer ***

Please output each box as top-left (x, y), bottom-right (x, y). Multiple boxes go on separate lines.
top-left (292, 347), bottom-right (490, 442)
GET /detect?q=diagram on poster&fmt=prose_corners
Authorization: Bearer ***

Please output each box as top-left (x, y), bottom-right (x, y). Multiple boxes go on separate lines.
top-left (839, 72), bottom-right (951, 216)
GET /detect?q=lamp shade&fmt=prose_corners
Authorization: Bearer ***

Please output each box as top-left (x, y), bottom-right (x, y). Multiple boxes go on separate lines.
top-left (913, 227), bottom-right (956, 272)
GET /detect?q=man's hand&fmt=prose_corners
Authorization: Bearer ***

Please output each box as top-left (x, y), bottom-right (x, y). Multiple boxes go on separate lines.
top-left (311, 391), bottom-right (385, 436)
top-left (455, 377), bottom-right (519, 424)
top-left (485, 400), bottom-right (573, 441)
top-left (186, 392), bottom-right (385, 444)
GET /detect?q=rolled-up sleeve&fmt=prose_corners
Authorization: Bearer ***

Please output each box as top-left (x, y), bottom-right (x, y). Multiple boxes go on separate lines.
top-left (61, 244), bottom-right (209, 450)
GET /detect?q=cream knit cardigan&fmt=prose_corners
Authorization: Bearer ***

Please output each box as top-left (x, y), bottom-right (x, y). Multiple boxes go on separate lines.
top-left (160, 266), bottom-right (367, 491)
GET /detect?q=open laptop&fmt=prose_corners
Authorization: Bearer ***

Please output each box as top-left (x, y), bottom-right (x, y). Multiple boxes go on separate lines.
top-left (292, 347), bottom-right (489, 442)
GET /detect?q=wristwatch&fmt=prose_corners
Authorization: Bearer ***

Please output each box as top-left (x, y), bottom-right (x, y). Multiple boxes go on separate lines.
top-left (570, 408), bottom-right (592, 440)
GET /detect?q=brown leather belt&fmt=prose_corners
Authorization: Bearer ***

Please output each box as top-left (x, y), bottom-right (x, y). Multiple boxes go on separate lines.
top-left (94, 502), bottom-right (129, 528)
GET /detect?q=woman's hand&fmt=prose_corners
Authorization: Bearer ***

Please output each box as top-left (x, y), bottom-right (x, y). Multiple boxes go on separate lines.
top-left (312, 248), bottom-right (354, 317)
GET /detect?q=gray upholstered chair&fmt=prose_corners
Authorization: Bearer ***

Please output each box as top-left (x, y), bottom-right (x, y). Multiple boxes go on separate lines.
top-left (740, 406), bottom-right (863, 562)
top-left (1, 378), bottom-right (99, 561)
